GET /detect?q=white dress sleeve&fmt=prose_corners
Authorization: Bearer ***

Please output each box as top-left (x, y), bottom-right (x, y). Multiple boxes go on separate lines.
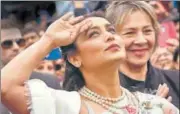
top-left (26, 79), bottom-right (81, 114)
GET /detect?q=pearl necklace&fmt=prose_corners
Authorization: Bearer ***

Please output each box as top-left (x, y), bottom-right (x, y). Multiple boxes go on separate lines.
top-left (79, 86), bottom-right (129, 113)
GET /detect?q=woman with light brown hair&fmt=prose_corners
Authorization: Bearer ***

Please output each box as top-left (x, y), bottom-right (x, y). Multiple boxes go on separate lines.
top-left (106, 1), bottom-right (180, 108)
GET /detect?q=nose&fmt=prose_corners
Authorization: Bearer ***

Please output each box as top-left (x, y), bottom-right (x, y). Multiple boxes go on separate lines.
top-left (27, 38), bottom-right (34, 44)
top-left (43, 68), bottom-right (49, 73)
top-left (104, 32), bottom-right (115, 42)
top-left (12, 42), bottom-right (20, 51)
top-left (43, 66), bottom-right (54, 74)
top-left (134, 32), bottom-right (147, 45)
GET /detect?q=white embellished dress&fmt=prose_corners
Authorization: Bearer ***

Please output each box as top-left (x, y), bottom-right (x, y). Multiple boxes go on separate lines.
top-left (27, 79), bottom-right (179, 114)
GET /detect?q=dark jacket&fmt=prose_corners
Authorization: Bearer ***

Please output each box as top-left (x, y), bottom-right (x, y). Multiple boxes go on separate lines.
top-left (119, 62), bottom-right (179, 108)
top-left (1, 71), bottom-right (61, 114)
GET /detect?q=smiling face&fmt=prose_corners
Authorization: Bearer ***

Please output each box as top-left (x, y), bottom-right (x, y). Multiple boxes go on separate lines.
top-left (70, 17), bottom-right (126, 70)
top-left (116, 10), bottom-right (156, 66)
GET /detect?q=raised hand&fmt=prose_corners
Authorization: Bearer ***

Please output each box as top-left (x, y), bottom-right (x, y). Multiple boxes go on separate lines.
top-left (166, 39), bottom-right (179, 53)
top-left (156, 83), bottom-right (172, 102)
top-left (44, 12), bottom-right (92, 48)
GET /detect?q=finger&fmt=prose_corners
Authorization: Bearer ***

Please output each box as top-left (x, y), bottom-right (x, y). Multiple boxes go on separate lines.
top-left (157, 83), bottom-right (167, 96)
top-left (70, 20), bottom-right (92, 40)
top-left (167, 96), bottom-right (172, 102)
top-left (61, 12), bottom-right (74, 21)
top-left (156, 84), bottom-right (162, 96)
top-left (159, 84), bottom-right (169, 98)
top-left (160, 87), bottom-right (169, 98)
top-left (157, 84), bottom-right (161, 91)
top-left (159, 83), bottom-right (167, 94)
top-left (64, 22), bottom-right (73, 28)
top-left (70, 24), bottom-right (83, 40)
top-left (75, 20), bottom-right (91, 34)
top-left (69, 16), bottom-right (84, 25)
top-left (52, 12), bottom-right (74, 27)
top-left (79, 21), bottom-right (93, 33)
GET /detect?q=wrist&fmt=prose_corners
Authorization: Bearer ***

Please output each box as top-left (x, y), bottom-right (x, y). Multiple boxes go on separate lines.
top-left (41, 33), bottom-right (55, 49)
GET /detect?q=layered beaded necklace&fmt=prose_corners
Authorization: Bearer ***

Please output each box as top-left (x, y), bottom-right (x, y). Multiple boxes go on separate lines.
top-left (79, 86), bottom-right (138, 114)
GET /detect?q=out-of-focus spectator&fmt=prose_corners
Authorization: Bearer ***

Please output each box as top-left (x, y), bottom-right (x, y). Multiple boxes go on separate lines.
top-left (172, 46), bottom-right (180, 70)
top-left (166, 17), bottom-right (179, 53)
top-left (55, 1), bottom-right (74, 17)
top-left (54, 59), bottom-right (65, 82)
top-left (149, 1), bottom-right (177, 48)
top-left (39, 29), bottom-right (45, 37)
top-left (151, 47), bottom-right (173, 70)
top-left (35, 60), bottom-right (55, 75)
top-left (22, 27), bottom-right (40, 48)
top-left (149, 1), bottom-right (168, 22)
top-left (174, 18), bottom-right (179, 39)
top-left (1, 19), bottom-right (26, 67)
top-left (87, 1), bottom-right (108, 12)
top-left (55, 1), bottom-right (91, 17)
top-left (158, 21), bottom-right (177, 47)
top-left (166, 38), bottom-right (179, 53)
top-left (37, 10), bottom-right (52, 31)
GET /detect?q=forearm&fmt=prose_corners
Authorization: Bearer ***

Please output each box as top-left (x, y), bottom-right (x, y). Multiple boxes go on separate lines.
top-left (1, 35), bottom-right (54, 93)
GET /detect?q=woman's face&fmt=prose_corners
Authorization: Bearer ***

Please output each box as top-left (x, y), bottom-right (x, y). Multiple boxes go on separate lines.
top-left (116, 10), bottom-right (156, 66)
top-left (74, 17), bottom-right (126, 69)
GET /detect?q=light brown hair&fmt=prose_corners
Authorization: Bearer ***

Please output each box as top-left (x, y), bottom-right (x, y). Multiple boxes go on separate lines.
top-left (106, 1), bottom-right (160, 46)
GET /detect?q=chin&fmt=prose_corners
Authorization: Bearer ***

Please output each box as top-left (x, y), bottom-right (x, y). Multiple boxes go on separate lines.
top-left (108, 52), bottom-right (126, 63)
top-left (128, 59), bottom-right (148, 66)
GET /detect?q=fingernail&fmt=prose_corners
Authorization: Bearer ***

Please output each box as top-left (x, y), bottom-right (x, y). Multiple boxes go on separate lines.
top-left (159, 84), bottom-right (162, 87)
top-left (79, 16), bottom-right (84, 19)
top-left (158, 84), bottom-right (160, 88)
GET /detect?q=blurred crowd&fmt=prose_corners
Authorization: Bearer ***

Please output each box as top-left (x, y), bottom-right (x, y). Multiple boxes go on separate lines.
top-left (1, 1), bottom-right (179, 88)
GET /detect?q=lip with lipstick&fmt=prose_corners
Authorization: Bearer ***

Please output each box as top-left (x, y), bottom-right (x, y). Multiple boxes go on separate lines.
top-left (105, 44), bottom-right (120, 51)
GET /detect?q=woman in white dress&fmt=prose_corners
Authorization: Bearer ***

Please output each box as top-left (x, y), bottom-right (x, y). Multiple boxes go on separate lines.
top-left (1, 11), bottom-right (179, 114)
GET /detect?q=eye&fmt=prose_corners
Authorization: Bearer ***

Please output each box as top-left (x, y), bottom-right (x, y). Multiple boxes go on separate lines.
top-left (123, 31), bottom-right (135, 35)
top-left (88, 31), bottom-right (100, 38)
top-left (144, 29), bottom-right (153, 34)
top-left (48, 66), bottom-right (53, 70)
top-left (37, 65), bottom-right (43, 70)
top-left (31, 36), bottom-right (36, 39)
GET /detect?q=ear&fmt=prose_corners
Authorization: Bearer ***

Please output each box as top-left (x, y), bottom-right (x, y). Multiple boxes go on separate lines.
top-left (67, 53), bottom-right (82, 68)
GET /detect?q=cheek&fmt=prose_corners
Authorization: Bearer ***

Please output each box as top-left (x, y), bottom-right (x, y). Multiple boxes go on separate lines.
top-left (78, 40), bottom-right (104, 60)
top-left (147, 35), bottom-right (156, 47)
top-left (2, 50), bottom-right (11, 57)
top-left (123, 38), bottom-right (134, 50)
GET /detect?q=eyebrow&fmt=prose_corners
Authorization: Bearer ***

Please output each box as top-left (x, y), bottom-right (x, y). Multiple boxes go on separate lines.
top-left (85, 24), bottom-right (114, 35)
top-left (123, 25), bottom-right (153, 31)
top-left (105, 24), bottom-right (114, 28)
top-left (143, 25), bottom-right (153, 29)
